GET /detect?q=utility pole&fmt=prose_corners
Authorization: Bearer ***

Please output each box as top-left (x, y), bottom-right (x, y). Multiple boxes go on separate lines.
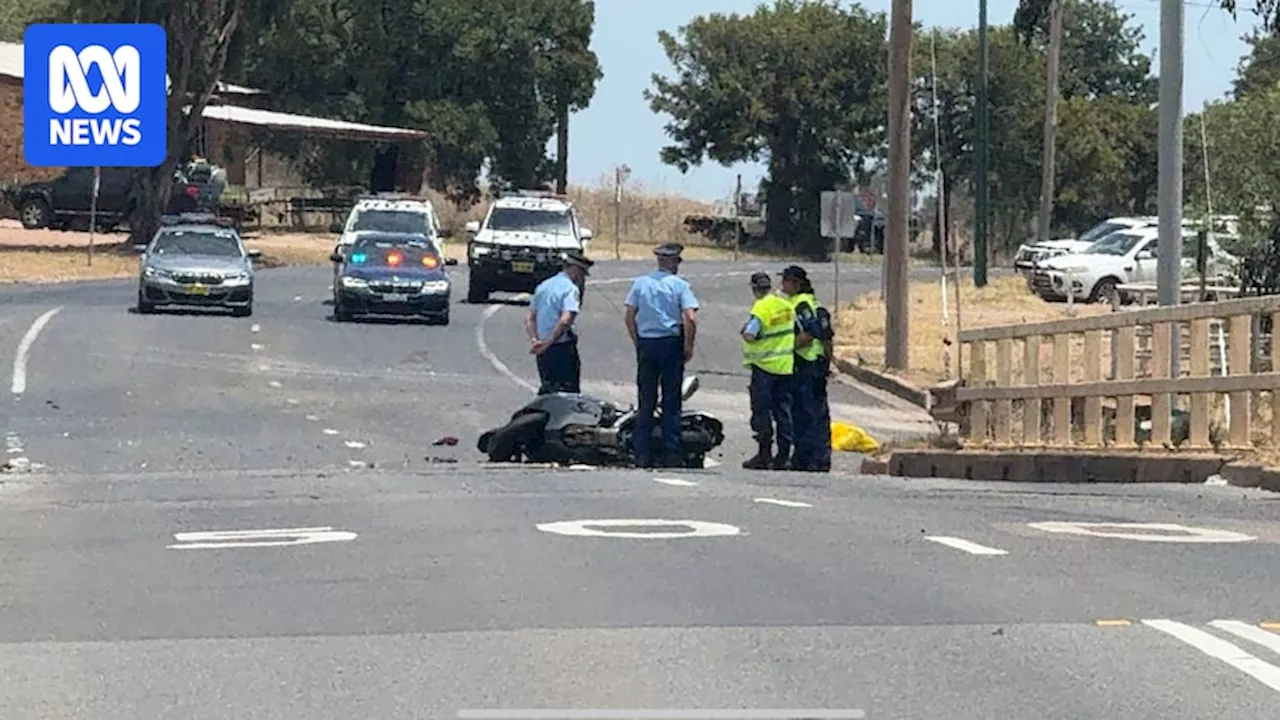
top-left (885, 0), bottom-right (913, 371)
top-left (1156, 0), bottom-right (1184, 307)
top-left (974, 0), bottom-right (990, 287)
top-left (1035, 0), bottom-right (1065, 245)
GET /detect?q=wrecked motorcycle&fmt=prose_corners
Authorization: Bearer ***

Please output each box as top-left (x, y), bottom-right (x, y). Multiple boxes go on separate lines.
top-left (477, 375), bottom-right (725, 468)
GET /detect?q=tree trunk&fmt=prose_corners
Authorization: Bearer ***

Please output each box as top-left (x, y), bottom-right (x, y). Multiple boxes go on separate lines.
top-left (555, 99), bottom-right (569, 195)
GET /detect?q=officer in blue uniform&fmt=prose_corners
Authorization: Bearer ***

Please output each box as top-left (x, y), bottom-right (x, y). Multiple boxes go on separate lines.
top-left (781, 265), bottom-right (834, 472)
top-left (527, 250), bottom-right (594, 394)
top-left (623, 243), bottom-right (700, 468)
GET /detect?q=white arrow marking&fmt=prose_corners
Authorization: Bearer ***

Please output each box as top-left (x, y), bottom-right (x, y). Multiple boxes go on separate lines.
top-left (654, 477), bottom-right (698, 487)
top-left (925, 536), bottom-right (1009, 556)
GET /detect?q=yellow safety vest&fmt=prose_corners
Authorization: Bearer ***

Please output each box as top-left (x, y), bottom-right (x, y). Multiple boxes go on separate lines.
top-left (742, 294), bottom-right (795, 375)
top-left (791, 292), bottom-right (826, 362)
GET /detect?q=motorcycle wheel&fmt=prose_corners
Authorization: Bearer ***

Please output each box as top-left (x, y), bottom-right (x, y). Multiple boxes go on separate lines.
top-left (683, 454), bottom-right (705, 469)
top-left (477, 430), bottom-right (495, 454)
top-left (486, 412), bottom-right (547, 463)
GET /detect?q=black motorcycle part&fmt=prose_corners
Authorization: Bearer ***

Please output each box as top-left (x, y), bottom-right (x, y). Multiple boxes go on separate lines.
top-left (486, 411), bottom-right (549, 462)
top-left (513, 393), bottom-right (612, 432)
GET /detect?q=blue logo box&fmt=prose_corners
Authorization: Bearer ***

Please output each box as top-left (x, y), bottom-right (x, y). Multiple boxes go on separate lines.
top-left (23, 23), bottom-right (167, 167)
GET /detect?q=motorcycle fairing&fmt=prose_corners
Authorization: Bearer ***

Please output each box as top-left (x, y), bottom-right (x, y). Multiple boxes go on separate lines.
top-left (510, 392), bottom-right (616, 432)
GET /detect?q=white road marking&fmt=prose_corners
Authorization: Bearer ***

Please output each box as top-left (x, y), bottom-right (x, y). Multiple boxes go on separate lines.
top-left (924, 535), bottom-right (1009, 556)
top-left (1142, 619), bottom-right (1280, 693)
top-left (1028, 521), bottom-right (1255, 543)
top-left (458, 712), bottom-right (865, 719)
top-left (250, 343), bottom-right (264, 351)
top-left (754, 497), bottom-right (812, 508)
top-left (168, 526), bottom-right (357, 549)
top-left (343, 440), bottom-right (366, 449)
top-left (348, 460), bottom-right (368, 468)
top-left (286, 398), bottom-right (299, 405)
top-left (1210, 620), bottom-right (1280, 657)
top-left (250, 324), bottom-right (261, 333)
top-left (11, 307), bottom-right (62, 394)
top-left (305, 415), bottom-right (319, 421)
top-left (536, 518), bottom-right (742, 539)
top-left (654, 477), bottom-right (698, 487)
top-left (322, 428), bottom-right (340, 435)
top-left (267, 380), bottom-right (282, 388)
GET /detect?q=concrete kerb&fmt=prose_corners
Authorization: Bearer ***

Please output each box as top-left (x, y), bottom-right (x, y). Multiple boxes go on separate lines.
top-left (883, 449), bottom-right (1233, 486)
top-left (832, 357), bottom-right (932, 410)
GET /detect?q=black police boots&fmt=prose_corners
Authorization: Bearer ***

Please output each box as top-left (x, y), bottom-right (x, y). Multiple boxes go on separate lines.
top-left (742, 444), bottom-right (771, 470)
top-left (770, 445), bottom-right (791, 471)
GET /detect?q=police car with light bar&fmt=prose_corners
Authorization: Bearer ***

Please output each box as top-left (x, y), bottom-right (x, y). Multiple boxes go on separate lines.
top-left (330, 232), bottom-right (459, 323)
top-left (463, 191), bottom-right (592, 303)
top-left (329, 195), bottom-right (447, 283)
top-left (134, 214), bottom-right (259, 317)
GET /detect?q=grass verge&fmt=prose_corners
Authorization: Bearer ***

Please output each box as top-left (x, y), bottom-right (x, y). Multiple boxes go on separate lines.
top-left (833, 274), bottom-right (1113, 389)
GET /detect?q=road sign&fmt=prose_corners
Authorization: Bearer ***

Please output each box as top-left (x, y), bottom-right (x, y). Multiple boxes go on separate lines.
top-left (535, 518), bottom-right (742, 539)
top-left (1027, 521), bottom-right (1255, 543)
top-left (167, 526), bottom-right (358, 549)
top-left (820, 191), bottom-right (860, 239)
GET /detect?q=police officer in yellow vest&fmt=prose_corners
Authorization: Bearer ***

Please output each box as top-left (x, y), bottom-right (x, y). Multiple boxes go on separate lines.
top-left (740, 272), bottom-right (796, 470)
top-left (781, 265), bottom-right (834, 472)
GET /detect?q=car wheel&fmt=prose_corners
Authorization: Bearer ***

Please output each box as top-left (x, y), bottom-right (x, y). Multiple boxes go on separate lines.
top-left (334, 300), bottom-right (352, 322)
top-left (437, 309), bottom-right (450, 325)
top-left (19, 199), bottom-right (50, 229)
top-left (467, 280), bottom-right (488, 304)
top-left (232, 304), bottom-right (253, 317)
top-left (136, 290), bottom-right (155, 314)
top-left (1092, 278), bottom-right (1119, 305)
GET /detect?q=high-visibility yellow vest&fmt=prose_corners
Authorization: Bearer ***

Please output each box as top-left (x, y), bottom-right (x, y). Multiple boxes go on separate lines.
top-left (791, 292), bottom-right (827, 362)
top-left (742, 294), bottom-right (795, 374)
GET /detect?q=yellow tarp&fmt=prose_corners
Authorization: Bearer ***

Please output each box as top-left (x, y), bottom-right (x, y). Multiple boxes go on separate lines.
top-left (831, 421), bottom-right (879, 453)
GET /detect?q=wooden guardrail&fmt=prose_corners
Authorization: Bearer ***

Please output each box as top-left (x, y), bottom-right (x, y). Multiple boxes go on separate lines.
top-left (952, 295), bottom-right (1280, 450)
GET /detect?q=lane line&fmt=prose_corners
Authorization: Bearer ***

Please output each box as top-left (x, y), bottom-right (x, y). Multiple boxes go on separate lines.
top-left (322, 428), bottom-right (340, 435)
top-left (1211, 620), bottom-right (1280, 657)
top-left (11, 307), bottom-right (62, 394)
top-left (1142, 619), bottom-right (1280, 693)
top-left (654, 477), bottom-right (697, 487)
top-left (1094, 619), bottom-right (1132, 627)
top-left (754, 497), bottom-right (812, 508)
top-left (343, 440), bottom-right (366, 449)
top-left (923, 536), bottom-right (1009, 556)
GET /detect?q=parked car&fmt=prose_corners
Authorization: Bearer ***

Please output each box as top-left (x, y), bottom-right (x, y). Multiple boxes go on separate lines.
top-left (1013, 217), bottom-right (1155, 278)
top-left (135, 214), bottom-right (259, 317)
top-left (464, 191), bottom-right (592, 304)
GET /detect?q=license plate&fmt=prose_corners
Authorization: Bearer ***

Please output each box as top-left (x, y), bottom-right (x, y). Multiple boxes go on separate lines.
top-left (187, 284), bottom-right (209, 295)
top-left (511, 261), bottom-right (535, 273)
top-left (382, 293), bottom-right (408, 302)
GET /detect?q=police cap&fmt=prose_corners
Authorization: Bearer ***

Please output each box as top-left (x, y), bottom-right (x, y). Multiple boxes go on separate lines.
top-left (750, 272), bottom-right (772, 289)
top-left (562, 249), bottom-right (594, 275)
top-left (654, 243), bottom-right (684, 259)
top-left (780, 265), bottom-right (808, 281)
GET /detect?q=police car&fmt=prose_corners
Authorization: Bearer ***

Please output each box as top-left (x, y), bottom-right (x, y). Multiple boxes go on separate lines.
top-left (330, 232), bottom-right (459, 323)
top-left (329, 195), bottom-right (448, 281)
top-left (463, 191), bottom-right (592, 303)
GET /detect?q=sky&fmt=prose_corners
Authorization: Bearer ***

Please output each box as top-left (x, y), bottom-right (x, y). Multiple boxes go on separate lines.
top-left (563, 0), bottom-right (1259, 203)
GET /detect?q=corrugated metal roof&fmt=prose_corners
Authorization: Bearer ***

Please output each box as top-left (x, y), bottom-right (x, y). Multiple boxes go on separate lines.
top-left (0, 40), bottom-right (263, 93)
top-left (199, 104), bottom-right (425, 139)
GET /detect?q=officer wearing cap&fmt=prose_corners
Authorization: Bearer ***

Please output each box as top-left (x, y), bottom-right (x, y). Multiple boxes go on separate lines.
top-left (527, 250), bottom-right (594, 394)
top-left (780, 265), bottom-right (834, 472)
top-left (623, 243), bottom-right (700, 468)
top-left (740, 271), bottom-right (796, 470)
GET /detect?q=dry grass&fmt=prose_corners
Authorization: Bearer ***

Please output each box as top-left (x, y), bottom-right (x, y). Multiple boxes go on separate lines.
top-left (0, 249), bottom-right (138, 284)
top-left (834, 274), bottom-right (1113, 389)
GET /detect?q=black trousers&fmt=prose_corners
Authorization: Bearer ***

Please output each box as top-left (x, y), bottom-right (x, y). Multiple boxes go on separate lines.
top-left (633, 335), bottom-right (685, 465)
top-left (536, 338), bottom-right (581, 394)
top-left (791, 356), bottom-right (831, 470)
top-left (749, 365), bottom-right (793, 454)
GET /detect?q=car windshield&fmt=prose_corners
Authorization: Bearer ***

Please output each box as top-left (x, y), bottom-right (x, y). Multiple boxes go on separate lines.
top-left (1079, 221), bottom-right (1131, 244)
top-left (349, 238), bottom-right (442, 268)
top-left (150, 230), bottom-right (242, 257)
top-left (350, 209), bottom-right (431, 235)
top-left (486, 207), bottom-right (575, 235)
top-left (1085, 231), bottom-right (1147, 256)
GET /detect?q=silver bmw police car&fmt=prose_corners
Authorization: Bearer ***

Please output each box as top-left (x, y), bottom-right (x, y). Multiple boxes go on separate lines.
top-left (135, 215), bottom-right (260, 317)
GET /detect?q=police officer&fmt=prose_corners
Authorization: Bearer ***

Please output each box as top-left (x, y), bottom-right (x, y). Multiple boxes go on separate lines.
top-left (527, 250), bottom-right (594, 394)
top-left (780, 265), bottom-right (834, 472)
top-left (623, 243), bottom-right (700, 468)
top-left (741, 272), bottom-right (796, 470)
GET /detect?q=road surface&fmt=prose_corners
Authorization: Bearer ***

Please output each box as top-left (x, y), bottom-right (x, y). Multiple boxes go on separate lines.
top-left (2, 259), bottom-right (1278, 720)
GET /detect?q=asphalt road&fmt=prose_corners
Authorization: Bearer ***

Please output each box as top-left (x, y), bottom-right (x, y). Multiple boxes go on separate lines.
top-left (2, 259), bottom-right (1280, 719)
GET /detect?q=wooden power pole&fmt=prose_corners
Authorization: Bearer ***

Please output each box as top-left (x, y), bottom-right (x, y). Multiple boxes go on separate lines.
top-left (1035, 0), bottom-right (1066, 244)
top-left (885, 0), bottom-right (913, 371)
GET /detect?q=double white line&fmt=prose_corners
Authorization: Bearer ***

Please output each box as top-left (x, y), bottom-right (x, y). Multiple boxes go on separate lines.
top-left (1143, 619), bottom-right (1280, 693)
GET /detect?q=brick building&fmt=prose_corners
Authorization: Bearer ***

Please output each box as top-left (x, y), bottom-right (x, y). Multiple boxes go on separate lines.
top-left (0, 41), bottom-right (428, 201)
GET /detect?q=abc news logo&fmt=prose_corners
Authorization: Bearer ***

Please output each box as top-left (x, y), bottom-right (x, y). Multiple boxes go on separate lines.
top-left (47, 44), bottom-right (144, 147)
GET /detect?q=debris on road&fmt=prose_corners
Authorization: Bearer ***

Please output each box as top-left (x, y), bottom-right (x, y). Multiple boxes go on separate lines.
top-left (432, 436), bottom-right (459, 446)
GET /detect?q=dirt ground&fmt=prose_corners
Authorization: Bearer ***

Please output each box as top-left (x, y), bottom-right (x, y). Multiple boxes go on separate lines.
top-left (833, 273), bottom-right (1113, 389)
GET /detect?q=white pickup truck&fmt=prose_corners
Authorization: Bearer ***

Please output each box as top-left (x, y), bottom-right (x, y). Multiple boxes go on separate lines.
top-left (1012, 216), bottom-right (1155, 278)
top-left (1031, 227), bottom-right (1240, 303)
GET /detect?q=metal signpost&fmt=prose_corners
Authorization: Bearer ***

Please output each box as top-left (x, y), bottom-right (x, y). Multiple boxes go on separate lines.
top-left (87, 166), bottom-right (100, 266)
top-left (820, 190), bottom-right (859, 327)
